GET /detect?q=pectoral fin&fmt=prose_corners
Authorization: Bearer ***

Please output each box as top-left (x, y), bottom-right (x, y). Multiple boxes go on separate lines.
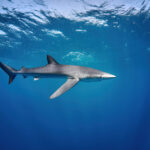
top-left (50, 78), bottom-right (79, 99)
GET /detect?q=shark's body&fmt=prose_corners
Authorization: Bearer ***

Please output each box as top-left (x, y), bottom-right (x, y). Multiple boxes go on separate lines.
top-left (0, 55), bottom-right (116, 99)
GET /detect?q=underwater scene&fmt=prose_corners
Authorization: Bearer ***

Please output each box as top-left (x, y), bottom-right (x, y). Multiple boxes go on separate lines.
top-left (0, 0), bottom-right (150, 150)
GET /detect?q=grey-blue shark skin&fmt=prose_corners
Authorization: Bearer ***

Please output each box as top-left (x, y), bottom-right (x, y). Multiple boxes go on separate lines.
top-left (0, 55), bottom-right (116, 99)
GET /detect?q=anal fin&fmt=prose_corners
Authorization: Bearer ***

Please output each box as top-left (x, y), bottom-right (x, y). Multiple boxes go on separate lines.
top-left (34, 77), bottom-right (39, 81)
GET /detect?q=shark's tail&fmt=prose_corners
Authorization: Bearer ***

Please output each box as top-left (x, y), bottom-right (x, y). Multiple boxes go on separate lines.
top-left (0, 62), bottom-right (17, 84)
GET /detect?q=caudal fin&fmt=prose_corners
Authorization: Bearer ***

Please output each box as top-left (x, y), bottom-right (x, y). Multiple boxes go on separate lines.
top-left (0, 62), bottom-right (17, 84)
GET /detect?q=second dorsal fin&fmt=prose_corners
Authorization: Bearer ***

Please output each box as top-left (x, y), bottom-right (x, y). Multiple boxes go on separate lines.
top-left (47, 55), bottom-right (59, 65)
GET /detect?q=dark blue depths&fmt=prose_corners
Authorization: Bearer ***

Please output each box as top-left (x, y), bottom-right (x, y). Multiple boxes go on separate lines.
top-left (0, 2), bottom-right (150, 150)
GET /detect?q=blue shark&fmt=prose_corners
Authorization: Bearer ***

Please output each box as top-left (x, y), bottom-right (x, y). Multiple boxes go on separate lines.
top-left (0, 55), bottom-right (116, 99)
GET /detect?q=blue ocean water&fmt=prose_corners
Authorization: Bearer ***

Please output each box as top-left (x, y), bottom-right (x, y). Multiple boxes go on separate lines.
top-left (0, 0), bottom-right (150, 150)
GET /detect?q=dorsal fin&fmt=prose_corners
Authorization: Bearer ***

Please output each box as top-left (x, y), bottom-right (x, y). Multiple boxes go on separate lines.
top-left (47, 55), bottom-right (59, 65)
top-left (21, 66), bottom-right (27, 71)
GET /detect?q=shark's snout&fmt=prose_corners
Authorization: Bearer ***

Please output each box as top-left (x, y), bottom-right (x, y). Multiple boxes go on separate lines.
top-left (102, 73), bottom-right (116, 78)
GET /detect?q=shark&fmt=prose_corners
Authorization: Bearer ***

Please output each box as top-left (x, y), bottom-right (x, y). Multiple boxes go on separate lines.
top-left (0, 55), bottom-right (116, 99)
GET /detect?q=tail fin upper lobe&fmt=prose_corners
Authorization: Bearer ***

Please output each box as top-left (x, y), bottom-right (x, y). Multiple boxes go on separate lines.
top-left (0, 62), bottom-right (17, 84)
